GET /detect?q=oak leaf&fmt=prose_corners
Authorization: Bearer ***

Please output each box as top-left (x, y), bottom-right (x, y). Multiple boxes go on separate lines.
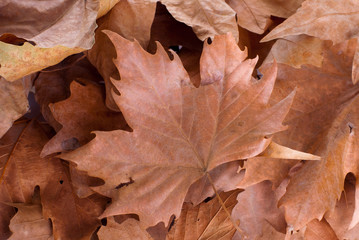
top-left (61, 32), bottom-right (295, 227)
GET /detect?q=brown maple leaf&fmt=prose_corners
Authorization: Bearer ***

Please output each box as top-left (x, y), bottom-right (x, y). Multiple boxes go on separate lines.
top-left (61, 32), bottom-right (295, 227)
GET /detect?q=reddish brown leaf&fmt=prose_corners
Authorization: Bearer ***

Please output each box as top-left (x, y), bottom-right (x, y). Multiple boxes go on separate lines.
top-left (61, 32), bottom-right (294, 227)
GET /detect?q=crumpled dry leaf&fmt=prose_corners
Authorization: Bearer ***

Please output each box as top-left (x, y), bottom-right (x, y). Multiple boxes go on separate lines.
top-left (262, 35), bottom-right (325, 68)
top-left (226, 0), bottom-right (304, 34)
top-left (304, 219), bottom-right (338, 240)
top-left (0, 76), bottom-right (30, 138)
top-left (98, 217), bottom-right (153, 240)
top-left (0, 41), bottom-right (83, 82)
top-left (8, 191), bottom-right (53, 240)
top-left (87, 0), bottom-right (156, 111)
top-left (261, 0), bottom-right (359, 44)
top-left (0, 0), bottom-right (98, 49)
top-left (231, 181), bottom-right (286, 239)
top-left (160, 0), bottom-right (239, 42)
top-left (61, 32), bottom-right (295, 227)
top-left (241, 39), bottom-right (358, 190)
top-left (257, 40), bottom-right (359, 231)
top-left (35, 56), bottom-right (102, 131)
top-left (0, 121), bottom-right (106, 239)
top-left (168, 190), bottom-right (239, 240)
top-left (41, 80), bottom-right (128, 157)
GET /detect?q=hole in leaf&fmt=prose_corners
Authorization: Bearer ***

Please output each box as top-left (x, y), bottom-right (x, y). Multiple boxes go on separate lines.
top-left (59, 180), bottom-right (63, 184)
top-left (348, 122), bottom-right (354, 133)
top-left (101, 218), bottom-right (107, 226)
top-left (207, 37), bottom-right (212, 44)
top-left (204, 196), bottom-right (214, 203)
top-left (115, 177), bottom-right (134, 189)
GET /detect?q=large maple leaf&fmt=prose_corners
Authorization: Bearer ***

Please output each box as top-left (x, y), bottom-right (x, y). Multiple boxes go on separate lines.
top-left (61, 32), bottom-right (295, 227)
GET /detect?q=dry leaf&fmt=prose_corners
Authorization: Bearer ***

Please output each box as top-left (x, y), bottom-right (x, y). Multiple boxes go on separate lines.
top-left (227, 0), bottom-right (304, 34)
top-left (41, 80), bottom-right (127, 156)
top-left (160, 0), bottom-right (239, 42)
top-left (0, 77), bottom-right (30, 138)
top-left (261, 0), bottom-right (359, 44)
top-left (87, 0), bottom-right (156, 110)
top-left (0, 41), bottom-right (83, 82)
top-left (0, 0), bottom-right (98, 49)
top-left (8, 191), bottom-right (53, 240)
top-left (61, 32), bottom-right (294, 227)
top-left (98, 217), bottom-right (153, 240)
top-left (168, 190), bottom-right (239, 240)
top-left (232, 181), bottom-right (286, 239)
top-left (262, 35), bottom-right (325, 68)
top-left (304, 219), bottom-right (338, 240)
top-left (0, 121), bottom-right (106, 239)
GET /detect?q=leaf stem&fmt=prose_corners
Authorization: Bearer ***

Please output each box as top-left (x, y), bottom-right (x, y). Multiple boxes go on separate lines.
top-left (206, 172), bottom-right (247, 239)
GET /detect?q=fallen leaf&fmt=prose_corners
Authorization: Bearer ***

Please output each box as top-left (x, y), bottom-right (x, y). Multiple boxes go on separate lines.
top-left (34, 56), bottom-right (102, 131)
top-left (41, 80), bottom-right (128, 156)
top-left (168, 190), bottom-right (239, 240)
top-left (0, 120), bottom-right (106, 239)
top-left (8, 190), bottom-right (53, 240)
top-left (0, 41), bottom-right (83, 82)
top-left (304, 219), bottom-right (338, 240)
top-left (0, 76), bottom-right (30, 138)
top-left (98, 217), bottom-right (153, 240)
top-left (61, 32), bottom-right (294, 227)
top-left (261, 0), bottom-right (359, 44)
top-left (87, 0), bottom-right (156, 110)
top-left (227, 0), bottom-right (304, 34)
top-left (0, 0), bottom-right (98, 49)
top-left (160, 0), bottom-right (239, 42)
top-left (262, 35), bottom-right (325, 68)
top-left (232, 181), bottom-right (286, 239)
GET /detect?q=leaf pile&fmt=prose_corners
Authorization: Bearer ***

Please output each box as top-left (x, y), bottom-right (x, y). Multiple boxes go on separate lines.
top-left (1, 0), bottom-right (359, 239)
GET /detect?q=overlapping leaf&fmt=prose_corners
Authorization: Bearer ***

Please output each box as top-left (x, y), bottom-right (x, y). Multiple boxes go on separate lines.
top-left (61, 32), bottom-right (295, 227)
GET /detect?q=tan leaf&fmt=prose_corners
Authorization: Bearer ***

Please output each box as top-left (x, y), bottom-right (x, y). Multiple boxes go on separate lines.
top-left (185, 161), bottom-right (244, 206)
top-left (262, 35), bottom-right (325, 69)
top-left (87, 0), bottom-right (156, 110)
top-left (61, 32), bottom-right (294, 227)
top-left (261, 0), bottom-right (359, 44)
top-left (353, 38), bottom-right (359, 84)
top-left (240, 39), bottom-right (358, 190)
top-left (97, 0), bottom-right (121, 18)
top-left (0, 0), bottom-right (98, 49)
top-left (304, 219), bottom-right (338, 240)
top-left (0, 77), bottom-right (29, 138)
top-left (0, 121), bottom-right (106, 240)
top-left (98, 217), bottom-right (153, 240)
top-left (278, 87), bottom-right (359, 230)
top-left (232, 181), bottom-right (286, 239)
top-left (227, 0), bottom-right (304, 34)
top-left (0, 41), bottom-right (83, 82)
top-left (168, 190), bottom-right (239, 240)
top-left (160, 0), bottom-right (239, 42)
top-left (41, 80), bottom-right (128, 157)
top-left (34, 56), bottom-right (102, 131)
top-left (9, 192), bottom-right (53, 240)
